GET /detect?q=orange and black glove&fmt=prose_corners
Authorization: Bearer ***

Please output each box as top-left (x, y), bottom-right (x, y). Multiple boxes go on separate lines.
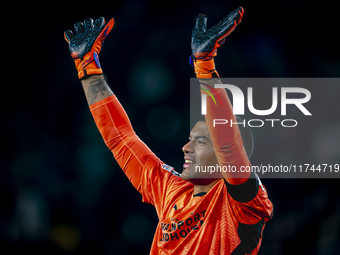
top-left (64, 17), bottom-right (114, 80)
top-left (190, 7), bottom-right (244, 78)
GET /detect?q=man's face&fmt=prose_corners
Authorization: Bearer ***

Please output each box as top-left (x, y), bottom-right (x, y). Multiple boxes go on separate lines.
top-left (181, 121), bottom-right (222, 183)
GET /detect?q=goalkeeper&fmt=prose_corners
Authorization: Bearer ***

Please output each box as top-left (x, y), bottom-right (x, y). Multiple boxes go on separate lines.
top-left (64, 7), bottom-right (273, 254)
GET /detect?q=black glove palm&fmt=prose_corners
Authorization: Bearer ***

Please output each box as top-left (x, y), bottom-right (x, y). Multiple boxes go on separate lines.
top-left (64, 17), bottom-right (114, 79)
top-left (65, 17), bottom-right (110, 59)
top-left (191, 7), bottom-right (244, 60)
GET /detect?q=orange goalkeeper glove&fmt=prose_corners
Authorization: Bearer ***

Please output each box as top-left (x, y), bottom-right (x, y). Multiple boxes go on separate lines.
top-left (64, 17), bottom-right (114, 80)
top-left (190, 7), bottom-right (244, 78)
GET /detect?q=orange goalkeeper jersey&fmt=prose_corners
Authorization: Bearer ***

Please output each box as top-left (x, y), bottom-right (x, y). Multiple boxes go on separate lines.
top-left (89, 94), bottom-right (273, 255)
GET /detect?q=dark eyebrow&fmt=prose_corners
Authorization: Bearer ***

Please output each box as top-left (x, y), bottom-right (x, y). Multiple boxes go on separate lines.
top-left (190, 135), bottom-right (209, 140)
top-left (196, 136), bottom-right (209, 140)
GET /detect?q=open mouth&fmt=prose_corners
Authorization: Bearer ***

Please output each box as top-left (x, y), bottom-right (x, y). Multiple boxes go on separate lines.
top-left (183, 159), bottom-right (196, 168)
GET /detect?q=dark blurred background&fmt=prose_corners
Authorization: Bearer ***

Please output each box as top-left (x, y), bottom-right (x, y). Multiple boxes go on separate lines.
top-left (2, 0), bottom-right (340, 254)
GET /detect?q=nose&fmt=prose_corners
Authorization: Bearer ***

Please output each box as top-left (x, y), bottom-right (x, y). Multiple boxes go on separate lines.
top-left (182, 141), bottom-right (192, 154)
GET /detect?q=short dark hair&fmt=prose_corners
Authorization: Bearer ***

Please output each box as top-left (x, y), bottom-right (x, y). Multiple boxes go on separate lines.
top-left (198, 115), bottom-right (254, 158)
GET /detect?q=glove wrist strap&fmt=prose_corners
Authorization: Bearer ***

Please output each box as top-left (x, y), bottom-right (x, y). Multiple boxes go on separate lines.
top-left (191, 56), bottom-right (220, 78)
top-left (75, 52), bottom-right (103, 80)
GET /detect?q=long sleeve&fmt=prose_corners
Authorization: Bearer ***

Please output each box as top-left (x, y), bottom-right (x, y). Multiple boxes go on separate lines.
top-left (88, 95), bottom-right (185, 215)
top-left (202, 87), bottom-right (251, 185)
top-left (202, 86), bottom-right (273, 221)
top-left (89, 95), bottom-right (152, 189)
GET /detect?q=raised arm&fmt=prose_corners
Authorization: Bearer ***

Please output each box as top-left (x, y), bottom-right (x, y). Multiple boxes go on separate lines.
top-left (190, 7), bottom-right (251, 185)
top-left (64, 17), bottom-right (182, 213)
top-left (190, 9), bottom-right (273, 226)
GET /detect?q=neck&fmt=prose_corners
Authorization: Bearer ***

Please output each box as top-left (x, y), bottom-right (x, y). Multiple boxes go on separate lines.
top-left (193, 179), bottom-right (220, 196)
